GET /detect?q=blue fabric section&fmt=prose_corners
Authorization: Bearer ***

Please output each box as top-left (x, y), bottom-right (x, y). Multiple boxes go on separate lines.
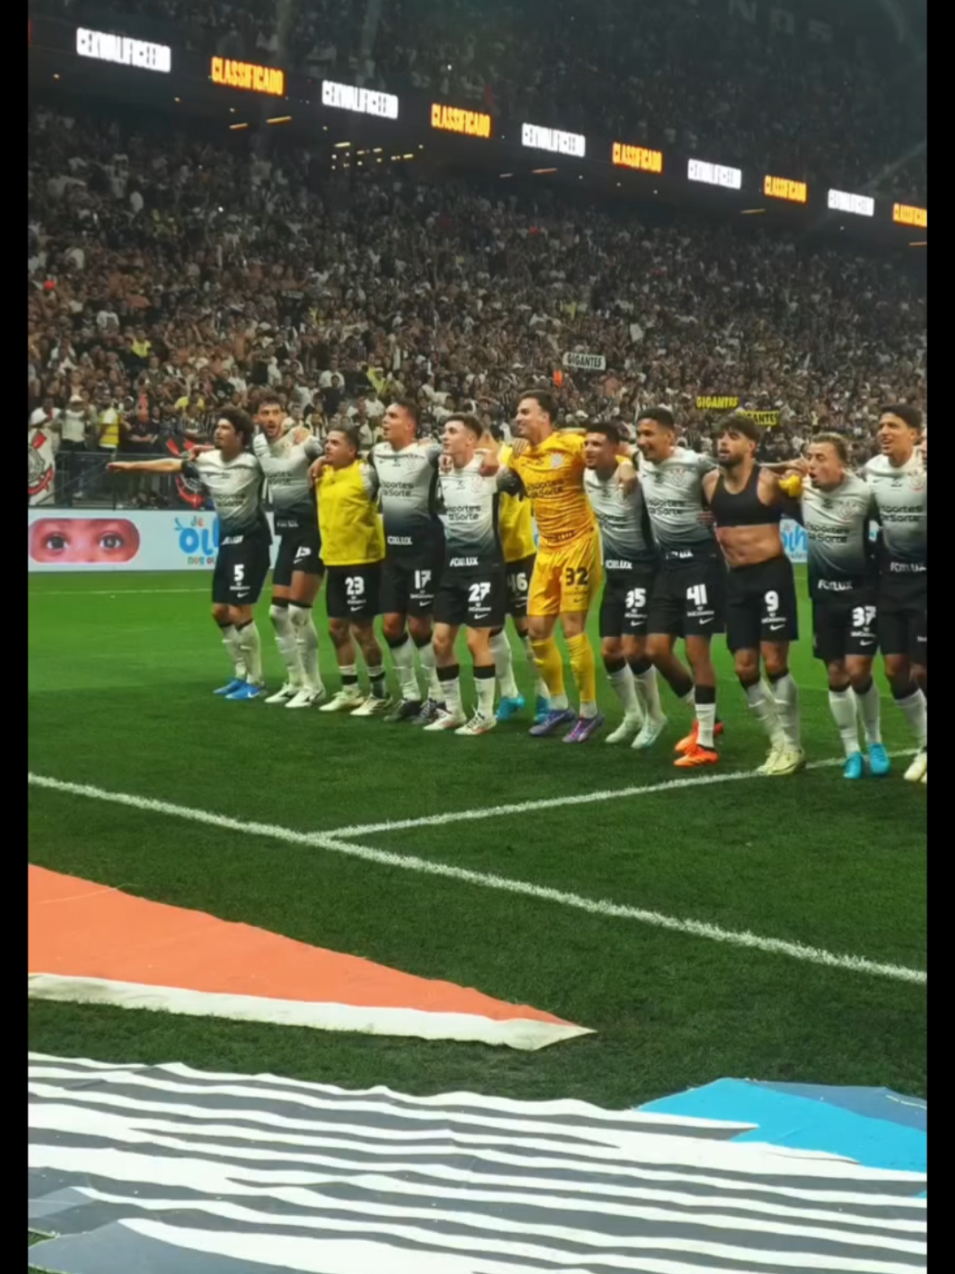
top-left (753, 1082), bottom-right (927, 1132)
top-left (639, 1078), bottom-right (927, 1177)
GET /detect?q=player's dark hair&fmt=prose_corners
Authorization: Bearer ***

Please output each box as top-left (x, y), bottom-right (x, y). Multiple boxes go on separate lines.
top-left (586, 421), bottom-right (621, 445)
top-left (444, 413), bottom-right (483, 439)
top-left (257, 393), bottom-right (283, 412)
top-left (218, 407), bottom-right (254, 446)
top-left (390, 397), bottom-right (420, 427)
top-left (880, 403), bottom-right (923, 433)
top-left (636, 406), bottom-right (675, 431)
top-left (719, 412), bottom-right (761, 444)
top-left (518, 389), bottom-right (558, 422)
top-left (329, 424), bottom-right (361, 453)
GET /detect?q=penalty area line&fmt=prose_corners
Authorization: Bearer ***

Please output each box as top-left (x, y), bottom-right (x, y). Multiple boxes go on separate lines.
top-left (28, 771), bottom-right (925, 986)
top-left (329, 752), bottom-right (916, 837)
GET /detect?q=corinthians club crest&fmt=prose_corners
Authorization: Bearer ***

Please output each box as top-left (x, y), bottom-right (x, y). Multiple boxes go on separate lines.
top-left (28, 428), bottom-right (55, 505)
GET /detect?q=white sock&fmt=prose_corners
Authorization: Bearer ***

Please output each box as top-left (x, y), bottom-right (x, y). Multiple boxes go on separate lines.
top-left (770, 672), bottom-right (800, 748)
top-left (289, 604), bottom-right (323, 692)
top-left (608, 663), bottom-right (640, 720)
top-left (896, 688), bottom-right (927, 749)
top-left (270, 604), bottom-right (304, 688)
top-left (829, 688), bottom-right (861, 758)
top-left (695, 698), bottom-right (716, 748)
top-left (475, 667), bottom-right (496, 718)
top-left (439, 670), bottom-right (463, 718)
top-left (631, 664), bottom-right (663, 724)
top-left (417, 640), bottom-right (444, 702)
top-left (237, 621), bottom-right (263, 684)
top-left (855, 681), bottom-right (883, 746)
top-left (220, 624), bottom-right (247, 680)
top-left (521, 632), bottom-right (550, 699)
top-left (490, 631), bottom-right (520, 700)
top-left (389, 635), bottom-right (420, 701)
top-left (744, 681), bottom-right (787, 749)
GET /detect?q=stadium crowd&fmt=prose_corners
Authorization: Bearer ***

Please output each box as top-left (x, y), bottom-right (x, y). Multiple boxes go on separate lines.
top-left (28, 104), bottom-right (926, 505)
top-left (30, 0), bottom-right (926, 200)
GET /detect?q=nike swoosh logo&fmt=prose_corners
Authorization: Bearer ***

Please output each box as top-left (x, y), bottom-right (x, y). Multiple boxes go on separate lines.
top-left (697, 618), bottom-right (713, 626)
top-left (858, 640), bottom-right (876, 647)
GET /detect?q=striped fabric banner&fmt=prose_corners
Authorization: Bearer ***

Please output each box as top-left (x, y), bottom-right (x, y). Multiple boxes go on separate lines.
top-left (29, 1054), bottom-right (927, 1273)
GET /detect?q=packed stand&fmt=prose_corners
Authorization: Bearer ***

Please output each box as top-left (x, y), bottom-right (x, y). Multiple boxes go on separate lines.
top-left (28, 107), bottom-right (926, 504)
top-left (31, 0), bottom-right (926, 200)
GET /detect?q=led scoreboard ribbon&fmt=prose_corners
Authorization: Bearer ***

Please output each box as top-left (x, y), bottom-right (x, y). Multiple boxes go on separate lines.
top-left (210, 57), bottom-right (285, 95)
top-left (611, 142), bottom-right (663, 173)
top-left (763, 175), bottom-right (807, 204)
top-left (431, 103), bottom-right (492, 138)
top-left (893, 203), bottom-right (927, 229)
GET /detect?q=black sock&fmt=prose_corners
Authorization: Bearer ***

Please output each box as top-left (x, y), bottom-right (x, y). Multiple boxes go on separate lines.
top-left (604, 656), bottom-right (627, 675)
top-left (628, 657), bottom-right (652, 677)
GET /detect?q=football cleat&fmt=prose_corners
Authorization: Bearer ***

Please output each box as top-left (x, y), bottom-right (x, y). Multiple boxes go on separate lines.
top-left (456, 712), bottom-right (498, 737)
top-left (385, 699), bottom-right (424, 723)
top-left (413, 698), bottom-right (446, 726)
top-left (764, 746), bottom-right (806, 777)
top-left (563, 713), bottom-right (606, 744)
top-left (422, 708), bottom-right (468, 732)
top-left (495, 694), bottom-right (526, 722)
top-left (673, 743), bottom-right (719, 769)
top-left (843, 752), bottom-right (866, 781)
top-left (225, 682), bottom-right (263, 701)
top-left (285, 687), bottom-right (326, 709)
top-left (265, 682), bottom-right (300, 705)
top-left (529, 707), bottom-right (577, 738)
top-left (350, 694), bottom-right (396, 718)
top-left (632, 716), bottom-right (668, 751)
top-left (319, 689), bottom-right (364, 714)
top-left (214, 678), bottom-right (246, 697)
top-left (904, 748), bottom-right (927, 783)
top-left (867, 743), bottom-right (891, 778)
top-left (533, 695), bottom-right (551, 725)
top-left (606, 715), bottom-right (642, 745)
top-left (675, 719), bottom-right (725, 755)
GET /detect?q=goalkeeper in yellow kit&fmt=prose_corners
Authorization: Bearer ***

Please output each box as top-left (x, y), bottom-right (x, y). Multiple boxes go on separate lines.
top-left (495, 391), bottom-right (636, 740)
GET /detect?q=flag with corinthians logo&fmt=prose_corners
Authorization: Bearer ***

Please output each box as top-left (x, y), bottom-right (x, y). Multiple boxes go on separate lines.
top-left (28, 428), bottom-right (56, 506)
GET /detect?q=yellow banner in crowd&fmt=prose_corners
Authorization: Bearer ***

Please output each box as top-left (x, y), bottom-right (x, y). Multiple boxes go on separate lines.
top-left (742, 411), bottom-right (781, 426)
top-left (696, 396), bottom-right (740, 410)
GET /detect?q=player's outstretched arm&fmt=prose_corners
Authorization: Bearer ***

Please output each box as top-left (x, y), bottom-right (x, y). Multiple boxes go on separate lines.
top-left (108, 458), bottom-right (185, 474)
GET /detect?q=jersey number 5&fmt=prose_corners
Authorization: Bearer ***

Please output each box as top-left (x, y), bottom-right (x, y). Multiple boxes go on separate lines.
top-left (564, 566), bottom-right (590, 587)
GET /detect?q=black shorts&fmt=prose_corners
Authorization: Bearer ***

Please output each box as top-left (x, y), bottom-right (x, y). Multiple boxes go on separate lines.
top-left (812, 589), bottom-right (879, 664)
top-left (505, 554), bottom-right (535, 619)
top-left (877, 576), bottom-right (927, 664)
top-left (648, 555), bottom-right (726, 638)
top-left (326, 563), bottom-right (382, 622)
top-left (273, 526), bottom-right (324, 589)
top-left (434, 570), bottom-right (507, 629)
top-left (725, 555), bottom-right (799, 653)
top-left (213, 533), bottom-right (271, 607)
top-left (381, 546), bottom-right (444, 618)
top-left (599, 565), bottom-right (657, 639)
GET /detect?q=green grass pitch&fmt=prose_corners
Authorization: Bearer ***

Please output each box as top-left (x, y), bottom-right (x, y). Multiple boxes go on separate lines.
top-left (28, 568), bottom-right (926, 1113)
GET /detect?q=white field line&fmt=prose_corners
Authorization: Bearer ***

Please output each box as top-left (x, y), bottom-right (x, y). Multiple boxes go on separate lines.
top-left (330, 752), bottom-right (915, 837)
top-left (29, 587), bottom-right (209, 597)
top-left (28, 772), bottom-right (926, 985)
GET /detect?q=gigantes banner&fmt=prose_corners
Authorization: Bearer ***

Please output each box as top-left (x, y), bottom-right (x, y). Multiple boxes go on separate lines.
top-left (27, 509), bottom-right (279, 572)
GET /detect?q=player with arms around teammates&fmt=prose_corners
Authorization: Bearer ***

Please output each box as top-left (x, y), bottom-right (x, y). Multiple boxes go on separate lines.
top-left (636, 408), bottom-right (726, 768)
top-left (495, 391), bottom-right (637, 742)
top-left (703, 414), bottom-right (804, 776)
top-left (109, 408), bottom-right (271, 699)
top-left (798, 433), bottom-right (891, 779)
top-left (582, 422), bottom-right (667, 748)
top-left (312, 425), bottom-right (394, 716)
top-left (424, 415), bottom-right (517, 735)
top-left (252, 396), bottom-right (326, 709)
top-left (865, 405), bottom-right (928, 784)
top-left (366, 400), bottom-right (448, 724)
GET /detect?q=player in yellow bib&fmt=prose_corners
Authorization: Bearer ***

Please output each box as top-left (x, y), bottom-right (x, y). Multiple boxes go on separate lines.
top-left (498, 391), bottom-right (635, 740)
